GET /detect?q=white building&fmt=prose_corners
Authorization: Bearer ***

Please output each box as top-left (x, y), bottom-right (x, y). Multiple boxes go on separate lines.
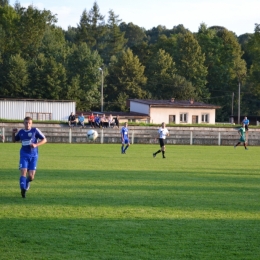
top-left (0, 99), bottom-right (75, 121)
top-left (129, 99), bottom-right (221, 124)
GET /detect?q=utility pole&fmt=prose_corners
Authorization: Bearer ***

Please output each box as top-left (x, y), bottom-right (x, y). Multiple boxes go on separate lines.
top-left (231, 92), bottom-right (234, 123)
top-left (238, 80), bottom-right (241, 124)
top-left (99, 68), bottom-right (103, 112)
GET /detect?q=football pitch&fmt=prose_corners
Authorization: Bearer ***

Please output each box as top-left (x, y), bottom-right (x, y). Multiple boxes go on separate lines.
top-left (0, 143), bottom-right (259, 260)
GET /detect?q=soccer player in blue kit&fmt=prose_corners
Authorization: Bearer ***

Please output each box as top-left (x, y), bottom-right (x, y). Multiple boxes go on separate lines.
top-left (121, 122), bottom-right (130, 154)
top-left (12, 117), bottom-right (47, 198)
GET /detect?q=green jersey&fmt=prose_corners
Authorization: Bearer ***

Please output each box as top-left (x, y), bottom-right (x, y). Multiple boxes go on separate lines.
top-left (238, 127), bottom-right (246, 142)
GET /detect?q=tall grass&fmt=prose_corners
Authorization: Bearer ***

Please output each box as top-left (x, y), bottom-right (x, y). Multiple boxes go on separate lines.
top-left (0, 144), bottom-right (259, 259)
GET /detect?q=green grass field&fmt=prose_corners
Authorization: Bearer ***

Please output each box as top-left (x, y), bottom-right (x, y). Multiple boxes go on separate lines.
top-left (0, 143), bottom-right (259, 260)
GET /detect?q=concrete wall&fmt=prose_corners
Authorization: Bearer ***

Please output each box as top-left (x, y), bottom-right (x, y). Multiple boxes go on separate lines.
top-left (1, 123), bottom-right (260, 146)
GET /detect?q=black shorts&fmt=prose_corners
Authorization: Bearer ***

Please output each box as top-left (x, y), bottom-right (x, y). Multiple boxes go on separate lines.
top-left (159, 138), bottom-right (165, 147)
top-left (245, 125), bottom-right (249, 131)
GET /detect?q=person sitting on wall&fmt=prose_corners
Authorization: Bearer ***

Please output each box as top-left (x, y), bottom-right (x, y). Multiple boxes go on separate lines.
top-left (68, 112), bottom-right (77, 127)
top-left (114, 115), bottom-right (120, 128)
top-left (94, 114), bottom-right (101, 128)
top-left (78, 113), bottom-right (85, 128)
top-left (108, 114), bottom-right (115, 128)
top-left (100, 114), bottom-right (108, 128)
top-left (88, 113), bottom-right (95, 128)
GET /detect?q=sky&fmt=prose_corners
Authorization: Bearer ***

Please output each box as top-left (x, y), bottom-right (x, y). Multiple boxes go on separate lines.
top-left (9, 0), bottom-right (260, 36)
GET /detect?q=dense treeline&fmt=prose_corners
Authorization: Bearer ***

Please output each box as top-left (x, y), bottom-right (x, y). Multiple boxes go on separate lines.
top-left (0, 1), bottom-right (259, 121)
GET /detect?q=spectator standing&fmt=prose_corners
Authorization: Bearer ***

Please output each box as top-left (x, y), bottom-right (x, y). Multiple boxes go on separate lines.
top-left (242, 116), bottom-right (249, 131)
top-left (242, 116), bottom-right (250, 141)
top-left (78, 113), bottom-right (85, 128)
top-left (68, 112), bottom-right (77, 127)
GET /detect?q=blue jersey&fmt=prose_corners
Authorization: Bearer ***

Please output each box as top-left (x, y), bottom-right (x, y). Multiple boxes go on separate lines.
top-left (95, 117), bottom-right (100, 123)
top-left (15, 128), bottom-right (45, 156)
top-left (243, 119), bottom-right (249, 125)
top-left (121, 127), bottom-right (129, 140)
top-left (78, 115), bottom-right (84, 123)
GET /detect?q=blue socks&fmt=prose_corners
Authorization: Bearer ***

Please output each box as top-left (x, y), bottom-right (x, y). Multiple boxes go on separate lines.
top-left (26, 177), bottom-right (32, 190)
top-left (124, 145), bottom-right (129, 152)
top-left (20, 176), bottom-right (27, 190)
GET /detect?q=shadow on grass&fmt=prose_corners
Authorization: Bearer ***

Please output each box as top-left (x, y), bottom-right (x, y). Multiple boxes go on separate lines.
top-left (0, 217), bottom-right (259, 260)
top-left (0, 169), bottom-right (259, 213)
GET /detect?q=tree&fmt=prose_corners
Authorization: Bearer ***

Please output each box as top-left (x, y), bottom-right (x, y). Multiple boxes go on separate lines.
top-left (66, 43), bottom-right (103, 110)
top-left (106, 48), bottom-right (147, 111)
top-left (119, 22), bottom-right (149, 66)
top-left (64, 26), bottom-right (77, 43)
top-left (40, 26), bottom-right (68, 63)
top-left (76, 9), bottom-right (93, 45)
top-left (1, 54), bottom-right (29, 97)
top-left (0, 4), bottom-right (19, 56)
top-left (0, 0), bottom-right (9, 7)
top-left (197, 23), bottom-right (247, 121)
top-left (101, 10), bottom-right (127, 64)
top-left (145, 49), bottom-right (196, 99)
top-left (175, 31), bottom-right (209, 100)
top-left (76, 1), bottom-right (106, 52)
top-left (120, 22), bottom-right (147, 49)
top-left (146, 25), bottom-right (168, 44)
top-left (243, 24), bottom-right (260, 115)
top-left (27, 53), bottom-right (66, 99)
top-left (14, 4), bottom-right (57, 59)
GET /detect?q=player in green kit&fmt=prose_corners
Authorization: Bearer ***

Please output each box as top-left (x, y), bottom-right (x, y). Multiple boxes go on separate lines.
top-left (234, 123), bottom-right (248, 150)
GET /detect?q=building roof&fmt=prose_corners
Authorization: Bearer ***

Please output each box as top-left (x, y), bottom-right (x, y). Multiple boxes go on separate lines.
top-left (129, 99), bottom-right (221, 109)
top-left (0, 98), bottom-right (75, 102)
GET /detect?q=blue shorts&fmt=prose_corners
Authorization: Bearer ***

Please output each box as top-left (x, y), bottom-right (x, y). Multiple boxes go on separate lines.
top-left (19, 155), bottom-right (38, 171)
top-left (122, 138), bottom-right (129, 144)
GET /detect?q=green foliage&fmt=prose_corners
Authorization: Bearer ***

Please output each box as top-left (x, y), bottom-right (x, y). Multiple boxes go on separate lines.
top-left (1, 54), bottom-right (29, 97)
top-left (197, 24), bottom-right (247, 121)
top-left (66, 43), bottom-right (103, 110)
top-left (27, 53), bottom-right (66, 99)
top-left (175, 31), bottom-right (209, 100)
top-left (145, 48), bottom-right (196, 99)
top-left (242, 24), bottom-right (260, 115)
top-left (76, 1), bottom-right (106, 52)
top-left (0, 0), bottom-right (9, 7)
top-left (120, 22), bottom-right (147, 49)
top-left (40, 26), bottom-right (68, 63)
top-left (1, 144), bottom-right (260, 259)
top-left (0, 4), bottom-right (19, 55)
top-left (0, 2), bottom-right (258, 121)
top-left (15, 5), bottom-right (57, 59)
top-left (106, 48), bottom-right (147, 111)
top-left (101, 10), bottom-right (127, 64)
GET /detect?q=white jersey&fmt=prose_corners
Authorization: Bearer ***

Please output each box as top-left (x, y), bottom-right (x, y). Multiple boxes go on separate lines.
top-left (158, 127), bottom-right (169, 139)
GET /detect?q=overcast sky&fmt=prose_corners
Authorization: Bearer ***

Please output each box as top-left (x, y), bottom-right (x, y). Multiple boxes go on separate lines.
top-left (10, 0), bottom-right (259, 36)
